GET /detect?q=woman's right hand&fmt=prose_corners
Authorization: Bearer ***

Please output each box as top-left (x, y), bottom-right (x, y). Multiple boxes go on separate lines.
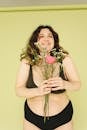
top-left (38, 80), bottom-right (51, 96)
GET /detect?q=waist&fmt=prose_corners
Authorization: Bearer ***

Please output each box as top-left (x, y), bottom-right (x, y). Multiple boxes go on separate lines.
top-left (26, 93), bottom-right (69, 116)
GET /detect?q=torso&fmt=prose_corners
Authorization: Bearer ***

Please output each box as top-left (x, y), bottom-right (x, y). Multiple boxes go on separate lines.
top-left (26, 62), bottom-right (70, 116)
top-left (27, 93), bottom-right (69, 116)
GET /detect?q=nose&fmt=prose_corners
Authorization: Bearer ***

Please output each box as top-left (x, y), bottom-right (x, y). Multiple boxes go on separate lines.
top-left (44, 37), bottom-right (49, 42)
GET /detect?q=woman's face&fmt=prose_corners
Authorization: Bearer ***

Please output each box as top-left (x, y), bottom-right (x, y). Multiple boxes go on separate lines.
top-left (37, 28), bottom-right (54, 52)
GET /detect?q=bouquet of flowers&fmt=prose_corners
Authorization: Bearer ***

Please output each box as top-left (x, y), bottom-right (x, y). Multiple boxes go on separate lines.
top-left (38, 48), bottom-right (56, 122)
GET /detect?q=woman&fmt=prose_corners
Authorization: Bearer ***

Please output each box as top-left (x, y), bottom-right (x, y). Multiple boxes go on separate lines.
top-left (15, 25), bottom-right (81, 130)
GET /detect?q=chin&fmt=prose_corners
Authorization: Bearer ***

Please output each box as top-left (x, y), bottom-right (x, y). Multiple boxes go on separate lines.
top-left (47, 48), bottom-right (53, 52)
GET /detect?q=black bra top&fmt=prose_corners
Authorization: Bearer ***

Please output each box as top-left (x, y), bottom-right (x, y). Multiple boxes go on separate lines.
top-left (26, 65), bottom-right (67, 94)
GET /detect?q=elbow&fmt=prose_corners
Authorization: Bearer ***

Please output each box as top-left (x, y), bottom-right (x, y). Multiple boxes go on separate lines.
top-left (15, 87), bottom-right (19, 97)
top-left (75, 81), bottom-right (81, 90)
top-left (15, 87), bottom-right (22, 97)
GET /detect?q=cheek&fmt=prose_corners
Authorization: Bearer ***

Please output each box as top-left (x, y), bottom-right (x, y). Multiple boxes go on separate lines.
top-left (37, 37), bottom-right (43, 42)
top-left (37, 39), bottom-right (45, 46)
top-left (50, 42), bottom-right (54, 48)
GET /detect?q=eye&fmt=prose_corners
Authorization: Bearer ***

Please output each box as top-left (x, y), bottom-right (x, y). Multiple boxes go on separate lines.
top-left (38, 35), bottom-right (44, 40)
top-left (49, 35), bottom-right (53, 38)
top-left (48, 35), bottom-right (53, 38)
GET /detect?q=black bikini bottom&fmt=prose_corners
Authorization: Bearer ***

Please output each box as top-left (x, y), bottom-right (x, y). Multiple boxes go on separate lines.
top-left (24, 100), bottom-right (73, 130)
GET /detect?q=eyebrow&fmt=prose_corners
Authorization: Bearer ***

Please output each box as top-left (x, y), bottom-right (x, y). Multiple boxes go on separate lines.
top-left (39, 33), bottom-right (53, 35)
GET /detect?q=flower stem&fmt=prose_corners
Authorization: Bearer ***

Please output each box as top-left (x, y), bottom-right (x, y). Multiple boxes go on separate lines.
top-left (44, 94), bottom-right (49, 123)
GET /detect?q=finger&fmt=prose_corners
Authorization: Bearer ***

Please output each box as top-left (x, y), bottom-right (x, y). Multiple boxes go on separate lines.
top-left (42, 80), bottom-right (48, 84)
top-left (40, 81), bottom-right (48, 89)
top-left (48, 79), bottom-right (64, 86)
top-left (44, 87), bottom-right (51, 91)
top-left (48, 78), bottom-right (62, 84)
top-left (51, 86), bottom-right (59, 91)
top-left (44, 90), bottom-right (51, 95)
top-left (51, 86), bottom-right (63, 91)
top-left (48, 81), bottom-right (61, 86)
top-left (44, 88), bottom-right (51, 94)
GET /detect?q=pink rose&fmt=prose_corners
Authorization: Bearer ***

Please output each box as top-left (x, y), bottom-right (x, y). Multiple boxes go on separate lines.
top-left (45, 55), bottom-right (56, 64)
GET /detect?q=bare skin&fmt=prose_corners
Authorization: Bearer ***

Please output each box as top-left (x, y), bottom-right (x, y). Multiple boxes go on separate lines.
top-left (15, 28), bottom-right (81, 130)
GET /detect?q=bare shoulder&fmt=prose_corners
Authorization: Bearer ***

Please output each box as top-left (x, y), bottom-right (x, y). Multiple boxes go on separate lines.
top-left (18, 58), bottom-right (30, 75)
top-left (62, 54), bottom-right (81, 81)
top-left (20, 58), bottom-right (30, 68)
top-left (62, 54), bottom-right (77, 73)
top-left (63, 54), bottom-right (74, 65)
top-left (15, 59), bottom-right (30, 86)
top-left (21, 58), bottom-right (29, 64)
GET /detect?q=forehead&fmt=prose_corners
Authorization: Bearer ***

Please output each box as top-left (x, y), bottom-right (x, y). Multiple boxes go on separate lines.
top-left (39, 28), bottom-right (52, 35)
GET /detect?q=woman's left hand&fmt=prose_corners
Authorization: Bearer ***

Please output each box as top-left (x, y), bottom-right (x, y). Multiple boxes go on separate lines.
top-left (48, 77), bottom-right (65, 91)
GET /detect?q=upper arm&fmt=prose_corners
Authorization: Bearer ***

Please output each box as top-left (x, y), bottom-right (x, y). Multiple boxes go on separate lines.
top-left (63, 55), bottom-right (81, 82)
top-left (15, 59), bottom-right (30, 88)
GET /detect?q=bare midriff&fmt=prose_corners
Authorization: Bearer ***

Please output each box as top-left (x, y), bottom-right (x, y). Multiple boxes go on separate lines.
top-left (27, 92), bottom-right (69, 117)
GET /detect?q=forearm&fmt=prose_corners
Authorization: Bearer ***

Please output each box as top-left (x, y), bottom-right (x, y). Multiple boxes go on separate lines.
top-left (15, 87), bottom-right (40, 99)
top-left (64, 80), bottom-right (81, 91)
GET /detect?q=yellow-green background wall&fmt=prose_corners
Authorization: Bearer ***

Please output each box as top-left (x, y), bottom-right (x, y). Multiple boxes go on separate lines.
top-left (0, 5), bottom-right (87, 130)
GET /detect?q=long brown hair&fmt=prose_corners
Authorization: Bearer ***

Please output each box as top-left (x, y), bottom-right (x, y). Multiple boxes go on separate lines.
top-left (20, 25), bottom-right (68, 64)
